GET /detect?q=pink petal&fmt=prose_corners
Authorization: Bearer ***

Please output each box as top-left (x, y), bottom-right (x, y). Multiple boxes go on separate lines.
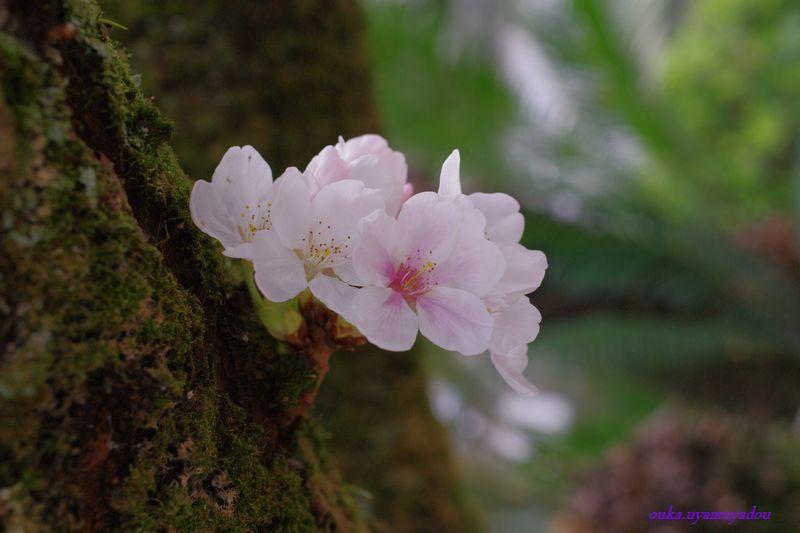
top-left (305, 145), bottom-right (347, 188)
top-left (401, 183), bottom-right (414, 205)
top-left (496, 244), bottom-right (548, 300)
top-left (310, 179), bottom-right (384, 249)
top-left (491, 346), bottom-right (538, 396)
top-left (437, 149), bottom-right (462, 198)
top-left (352, 286), bottom-right (419, 351)
top-left (272, 168), bottom-right (312, 249)
top-left (468, 192), bottom-right (524, 243)
top-left (309, 273), bottom-right (359, 324)
top-left (396, 192), bottom-right (462, 267)
top-left (417, 286), bottom-right (493, 356)
top-left (252, 230), bottom-right (307, 302)
top-left (432, 233), bottom-right (505, 297)
top-left (336, 134), bottom-right (389, 161)
top-left (490, 298), bottom-right (542, 355)
top-left (348, 153), bottom-right (404, 215)
top-left (352, 210), bottom-right (400, 287)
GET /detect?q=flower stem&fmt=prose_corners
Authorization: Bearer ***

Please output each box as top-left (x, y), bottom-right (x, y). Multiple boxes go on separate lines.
top-left (240, 261), bottom-right (303, 341)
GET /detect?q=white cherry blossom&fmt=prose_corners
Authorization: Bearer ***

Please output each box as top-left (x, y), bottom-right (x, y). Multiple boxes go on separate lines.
top-left (190, 145), bottom-right (274, 260)
top-left (251, 168), bottom-right (383, 317)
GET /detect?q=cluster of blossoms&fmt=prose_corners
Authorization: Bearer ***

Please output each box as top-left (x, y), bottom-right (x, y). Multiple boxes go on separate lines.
top-left (190, 135), bottom-right (547, 394)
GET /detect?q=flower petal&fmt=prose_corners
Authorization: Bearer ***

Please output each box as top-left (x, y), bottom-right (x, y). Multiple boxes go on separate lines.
top-left (336, 134), bottom-right (389, 161)
top-left (332, 260), bottom-right (363, 286)
top-left (491, 346), bottom-right (538, 396)
top-left (272, 167), bottom-right (312, 249)
top-left (223, 242), bottom-right (254, 260)
top-left (401, 183), bottom-right (414, 204)
top-left (310, 179), bottom-right (384, 254)
top-left (309, 273), bottom-right (359, 324)
top-left (352, 210), bottom-right (401, 287)
top-left (490, 298), bottom-right (542, 355)
top-left (496, 244), bottom-right (548, 300)
top-left (190, 179), bottom-right (241, 249)
top-left (433, 233), bottom-right (505, 297)
top-left (352, 286), bottom-right (419, 351)
top-left (396, 191), bottom-right (462, 267)
top-left (305, 145), bottom-right (347, 189)
top-left (417, 286), bottom-right (493, 356)
top-left (347, 153), bottom-right (404, 215)
top-left (468, 192), bottom-right (524, 243)
top-left (252, 230), bottom-right (307, 302)
top-left (437, 149), bottom-right (462, 198)
top-left (212, 145), bottom-right (273, 189)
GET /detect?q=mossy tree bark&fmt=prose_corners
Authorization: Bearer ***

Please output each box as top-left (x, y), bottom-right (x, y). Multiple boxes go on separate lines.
top-left (1, 1), bottom-right (475, 532)
top-left (1, 1), bottom-right (360, 530)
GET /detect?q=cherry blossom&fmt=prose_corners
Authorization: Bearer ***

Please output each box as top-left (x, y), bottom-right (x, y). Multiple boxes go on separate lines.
top-left (350, 191), bottom-right (505, 354)
top-left (190, 139), bottom-right (548, 396)
top-left (436, 149), bottom-right (548, 394)
top-left (189, 145), bottom-right (274, 259)
top-left (305, 134), bottom-right (409, 215)
top-left (251, 168), bottom-right (383, 317)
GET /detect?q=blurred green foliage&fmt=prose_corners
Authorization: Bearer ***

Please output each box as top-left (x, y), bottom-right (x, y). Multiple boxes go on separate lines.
top-left (664, 0), bottom-right (800, 222)
top-left (364, 0), bottom-right (800, 530)
top-left (364, 1), bottom-right (514, 183)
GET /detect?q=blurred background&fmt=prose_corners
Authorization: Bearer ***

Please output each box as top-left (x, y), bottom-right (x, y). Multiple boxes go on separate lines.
top-left (102, 0), bottom-right (800, 531)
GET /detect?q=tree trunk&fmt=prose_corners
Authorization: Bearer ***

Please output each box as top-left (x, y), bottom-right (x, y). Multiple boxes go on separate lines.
top-left (0, 1), bottom-right (475, 531)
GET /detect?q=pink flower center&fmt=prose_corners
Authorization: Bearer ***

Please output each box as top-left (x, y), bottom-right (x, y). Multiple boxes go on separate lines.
top-left (389, 259), bottom-right (438, 300)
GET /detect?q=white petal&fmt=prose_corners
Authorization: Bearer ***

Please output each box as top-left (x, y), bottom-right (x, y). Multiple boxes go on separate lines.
top-left (352, 286), bottom-right (418, 351)
top-left (396, 192), bottom-right (462, 267)
top-left (215, 146), bottom-right (274, 217)
top-left (310, 179), bottom-right (384, 256)
top-left (352, 210), bottom-right (400, 287)
top-left (437, 149), bottom-right (462, 198)
top-left (490, 298), bottom-right (542, 355)
top-left (496, 244), bottom-right (548, 300)
top-left (223, 242), bottom-right (254, 260)
top-left (272, 168), bottom-right (312, 249)
top-left (332, 260), bottom-right (364, 286)
top-left (212, 145), bottom-right (273, 189)
top-left (190, 179), bottom-right (241, 249)
top-left (309, 273), bottom-right (359, 324)
top-left (491, 346), bottom-right (538, 396)
top-left (191, 146), bottom-right (276, 253)
top-left (252, 230), bottom-right (308, 302)
top-left (468, 192), bottom-right (524, 243)
top-left (416, 286), bottom-right (493, 356)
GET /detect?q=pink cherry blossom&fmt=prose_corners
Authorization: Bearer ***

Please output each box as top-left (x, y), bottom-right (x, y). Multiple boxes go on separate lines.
top-left (305, 134), bottom-right (409, 215)
top-left (190, 139), bottom-right (548, 396)
top-left (436, 149), bottom-right (548, 393)
top-left (351, 191), bottom-right (505, 355)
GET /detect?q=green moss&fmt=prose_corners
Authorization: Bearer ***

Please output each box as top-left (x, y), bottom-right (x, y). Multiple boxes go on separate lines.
top-left (0, 1), bottom-right (371, 530)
